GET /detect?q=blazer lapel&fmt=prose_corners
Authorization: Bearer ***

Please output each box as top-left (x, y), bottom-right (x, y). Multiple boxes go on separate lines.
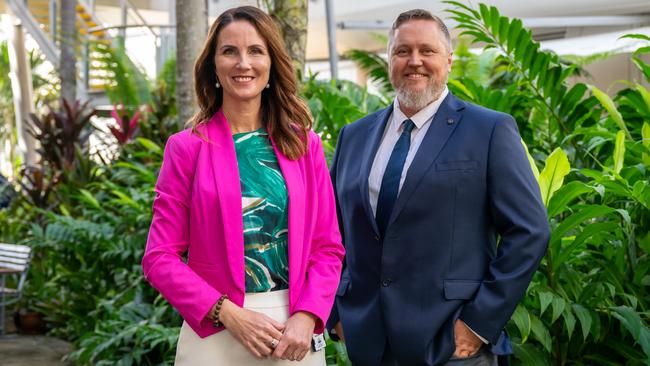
top-left (359, 105), bottom-right (393, 237)
top-left (388, 94), bottom-right (465, 226)
top-left (271, 139), bottom-right (304, 300)
top-left (206, 111), bottom-right (245, 293)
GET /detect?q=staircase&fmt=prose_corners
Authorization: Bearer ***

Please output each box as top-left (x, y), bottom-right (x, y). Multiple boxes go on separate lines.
top-left (5, 0), bottom-right (137, 106)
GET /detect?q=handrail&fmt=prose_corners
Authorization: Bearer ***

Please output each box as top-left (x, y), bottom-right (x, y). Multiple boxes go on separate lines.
top-left (88, 24), bottom-right (175, 33)
top-left (125, 0), bottom-right (160, 39)
top-left (5, 0), bottom-right (59, 67)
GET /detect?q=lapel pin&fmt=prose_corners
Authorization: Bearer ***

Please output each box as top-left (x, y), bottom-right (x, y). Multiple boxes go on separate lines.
top-left (447, 118), bottom-right (454, 125)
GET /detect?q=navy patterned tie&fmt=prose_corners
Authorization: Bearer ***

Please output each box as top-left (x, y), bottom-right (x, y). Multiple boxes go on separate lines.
top-left (376, 119), bottom-right (416, 238)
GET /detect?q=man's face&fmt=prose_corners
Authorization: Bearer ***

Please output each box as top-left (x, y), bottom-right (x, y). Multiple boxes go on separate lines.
top-left (388, 19), bottom-right (453, 116)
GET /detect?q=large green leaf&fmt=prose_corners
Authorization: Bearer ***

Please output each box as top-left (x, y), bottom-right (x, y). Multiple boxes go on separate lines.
top-left (520, 138), bottom-right (540, 181)
top-left (345, 49), bottom-right (393, 95)
top-left (611, 306), bottom-right (650, 358)
top-left (572, 304), bottom-right (593, 341)
top-left (530, 313), bottom-right (552, 352)
top-left (512, 342), bottom-right (550, 366)
top-left (549, 205), bottom-right (616, 255)
top-left (589, 84), bottom-right (631, 139)
top-left (613, 130), bottom-right (626, 175)
top-left (636, 84), bottom-right (650, 111)
top-left (642, 122), bottom-right (650, 166)
top-left (547, 180), bottom-right (593, 217)
top-left (563, 307), bottom-right (577, 340)
top-left (539, 291), bottom-right (553, 317)
top-left (538, 147), bottom-right (570, 207)
top-left (551, 296), bottom-right (566, 324)
top-left (511, 305), bottom-right (531, 342)
top-left (620, 33), bottom-right (650, 43)
top-left (554, 221), bottom-right (618, 270)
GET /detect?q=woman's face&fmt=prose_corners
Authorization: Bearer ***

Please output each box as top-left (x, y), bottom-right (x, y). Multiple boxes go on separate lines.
top-left (214, 20), bottom-right (272, 104)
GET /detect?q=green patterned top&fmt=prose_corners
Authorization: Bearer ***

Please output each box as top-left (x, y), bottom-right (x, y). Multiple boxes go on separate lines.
top-left (234, 128), bottom-right (289, 293)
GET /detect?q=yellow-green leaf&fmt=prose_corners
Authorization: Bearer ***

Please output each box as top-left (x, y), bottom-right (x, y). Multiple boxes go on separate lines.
top-left (588, 84), bottom-right (632, 139)
top-left (643, 122), bottom-right (650, 165)
top-left (636, 84), bottom-right (650, 112)
top-left (511, 305), bottom-right (531, 343)
top-left (539, 148), bottom-right (570, 207)
top-left (614, 130), bottom-right (625, 175)
top-left (447, 79), bottom-right (475, 100)
top-left (79, 189), bottom-right (101, 209)
top-left (520, 138), bottom-right (540, 181)
top-left (642, 122), bottom-right (650, 148)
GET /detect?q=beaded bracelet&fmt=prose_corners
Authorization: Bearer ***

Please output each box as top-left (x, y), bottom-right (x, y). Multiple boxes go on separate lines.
top-left (212, 294), bottom-right (229, 328)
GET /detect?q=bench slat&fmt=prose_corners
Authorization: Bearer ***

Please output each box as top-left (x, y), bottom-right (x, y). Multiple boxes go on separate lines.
top-left (0, 243), bottom-right (31, 254)
top-left (0, 251), bottom-right (30, 259)
top-left (0, 262), bottom-right (26, 271)
top-left (0, 255), bottom-right (29, 265)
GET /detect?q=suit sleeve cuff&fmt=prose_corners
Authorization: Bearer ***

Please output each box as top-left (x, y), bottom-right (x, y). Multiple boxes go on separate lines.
top-left (461, 319), bottom-right (489, 344)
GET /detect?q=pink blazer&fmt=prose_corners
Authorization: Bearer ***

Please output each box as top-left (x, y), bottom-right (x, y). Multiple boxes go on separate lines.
top-left (142, 110), bottom-right (344, 338)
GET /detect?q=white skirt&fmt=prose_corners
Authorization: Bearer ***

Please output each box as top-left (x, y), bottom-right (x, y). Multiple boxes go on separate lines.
top-left (175, 290), bottom-right (326, 366)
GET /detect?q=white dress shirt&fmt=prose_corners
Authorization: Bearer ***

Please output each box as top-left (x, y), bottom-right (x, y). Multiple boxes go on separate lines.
top-left (368, 87), bottom-right (449, 216)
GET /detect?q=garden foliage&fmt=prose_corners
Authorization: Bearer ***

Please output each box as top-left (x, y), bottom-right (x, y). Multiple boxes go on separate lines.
top-left (0, 2), bottom-right (648, 365)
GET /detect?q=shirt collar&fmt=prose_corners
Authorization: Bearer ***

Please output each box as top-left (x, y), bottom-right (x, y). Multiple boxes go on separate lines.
top-left (392, 86), bottom-right (449, 131)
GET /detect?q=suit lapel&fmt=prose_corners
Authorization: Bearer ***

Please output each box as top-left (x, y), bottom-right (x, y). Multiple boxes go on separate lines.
top-left (206, 110), bottom-right (245, 293)
top-left (271, 138), bottom-right (304, 299)
top-left (359, 105), bottom-right (393, 236)
top-left (388, 94), bottom-right (465, 226)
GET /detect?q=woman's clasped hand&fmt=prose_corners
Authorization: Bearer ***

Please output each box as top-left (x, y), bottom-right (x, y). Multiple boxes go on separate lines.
top-left (220, 300), bottom-right (317, 361)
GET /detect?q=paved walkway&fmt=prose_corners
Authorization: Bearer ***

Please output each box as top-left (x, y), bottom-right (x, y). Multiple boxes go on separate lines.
top-left (0, 334), bottom-right (71, 366)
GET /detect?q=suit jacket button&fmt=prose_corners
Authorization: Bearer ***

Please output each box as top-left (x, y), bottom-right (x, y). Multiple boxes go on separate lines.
top-left (381, 278), bottom-right (391, 287)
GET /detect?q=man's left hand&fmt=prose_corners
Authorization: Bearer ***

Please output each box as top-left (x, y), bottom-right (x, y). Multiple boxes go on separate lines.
top-left (453, 319), bottom-right (483, 358)
top-left (272, 311), bottom-right (316, 361)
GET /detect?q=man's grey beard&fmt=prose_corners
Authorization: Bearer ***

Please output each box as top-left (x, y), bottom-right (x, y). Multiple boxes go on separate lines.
top-left (395, 79), bottom-right (447, 113)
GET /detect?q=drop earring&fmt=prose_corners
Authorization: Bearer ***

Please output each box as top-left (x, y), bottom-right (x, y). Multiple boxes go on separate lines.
top-left (215, 81), bottom-right (221, 88)
top-left (265, 83), bottom-right (270, 89)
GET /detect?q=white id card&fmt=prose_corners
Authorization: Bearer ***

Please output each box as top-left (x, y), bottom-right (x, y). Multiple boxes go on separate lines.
top-left (312, 334), bottom-right (326, 352)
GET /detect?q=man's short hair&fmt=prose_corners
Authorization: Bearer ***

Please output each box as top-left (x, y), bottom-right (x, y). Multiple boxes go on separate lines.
top-left (388, 9), bottom-right (452, 53)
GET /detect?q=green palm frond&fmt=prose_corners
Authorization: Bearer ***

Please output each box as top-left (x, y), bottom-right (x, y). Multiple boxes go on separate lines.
top-left (444, 0), bottom-right (591, 136)
top-left (345, 49), bottom-right (393, 95)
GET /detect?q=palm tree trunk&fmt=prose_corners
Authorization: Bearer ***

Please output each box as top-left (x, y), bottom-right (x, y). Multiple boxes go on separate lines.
top-left (60, 0), bottom-right (77, 103)
top-left (7, 22), bottom-right (37, 166)
top-left (176, 0), bottom-right (207, 127)
top-left (266, 0), bottom-right (308, 76)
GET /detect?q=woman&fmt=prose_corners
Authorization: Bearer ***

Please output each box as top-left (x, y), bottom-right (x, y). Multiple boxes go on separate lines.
top-left (142, 6), bottom-right (344, 365)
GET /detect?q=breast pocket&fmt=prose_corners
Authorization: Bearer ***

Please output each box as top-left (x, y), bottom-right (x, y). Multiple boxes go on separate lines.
top-left (435, 160), bottom-right (479, 172)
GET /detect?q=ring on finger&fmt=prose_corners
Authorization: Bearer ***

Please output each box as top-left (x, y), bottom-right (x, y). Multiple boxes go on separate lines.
top-left (269, 339), bottom-right (279, 348)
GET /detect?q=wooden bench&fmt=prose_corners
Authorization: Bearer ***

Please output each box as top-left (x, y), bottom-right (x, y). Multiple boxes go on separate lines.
top-left (0, 243), bottom-right (32, 335)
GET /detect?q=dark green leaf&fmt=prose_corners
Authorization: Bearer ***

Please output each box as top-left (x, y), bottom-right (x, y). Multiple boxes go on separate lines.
top-left (573, 304), bottom-right (592, 341)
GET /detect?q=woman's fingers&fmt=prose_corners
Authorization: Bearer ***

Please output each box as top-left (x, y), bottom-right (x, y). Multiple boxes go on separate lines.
top-left (244, 340), bottom-right (265, 359)
top-left (266, 315), bottom-right (285, 332)
top-left (296, 348), bottom-right (308, 361)
top-left (264, 321), bottom-right (284, 340)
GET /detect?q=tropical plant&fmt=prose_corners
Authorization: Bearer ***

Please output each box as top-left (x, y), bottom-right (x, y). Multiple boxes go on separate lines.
top-left (28, 99), bottom-right (95, 173)
top-left (345, 49), bottom-right (393, 96)
top-left (443, 1), bottom-right (650, 364)
top-left (302, 74), bottom-right (387, 156)
top-left (89, 40), bottom-right (152, 107)
top-left (110, 104), bottom-right (142, 145)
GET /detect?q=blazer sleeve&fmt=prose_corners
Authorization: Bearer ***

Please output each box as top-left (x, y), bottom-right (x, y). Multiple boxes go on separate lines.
top-left (459, 115), bottom-right (550, 344)
top-left (142, 133), bottom-right (222, 332)
top-left (325, 126), bottom-right (347, 338)
top-left (292, 132), bottom-right (345, 333)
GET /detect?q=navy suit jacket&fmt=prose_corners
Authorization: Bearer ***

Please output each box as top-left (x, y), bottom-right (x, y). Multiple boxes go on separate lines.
top-left (327, 93), bottom-right (550, 366)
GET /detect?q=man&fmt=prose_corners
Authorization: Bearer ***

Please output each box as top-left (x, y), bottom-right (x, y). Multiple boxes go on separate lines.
top-left (327, 9), bottom-right (550, 366)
